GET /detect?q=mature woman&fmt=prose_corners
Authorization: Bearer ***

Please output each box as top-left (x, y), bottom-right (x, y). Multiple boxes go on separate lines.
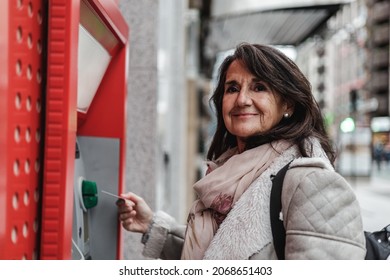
top-left (117, 43), bottom-right (366, 259)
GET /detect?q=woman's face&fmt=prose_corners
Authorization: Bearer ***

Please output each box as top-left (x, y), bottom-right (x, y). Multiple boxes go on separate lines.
top-left (222, 60), bottom-right (290, 152)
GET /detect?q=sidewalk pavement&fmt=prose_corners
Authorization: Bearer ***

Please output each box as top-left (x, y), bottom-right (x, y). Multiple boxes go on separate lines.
top-left (347, 169), bottom-right (390, 232)
top-left (347, 167), bottom-right (390, 196)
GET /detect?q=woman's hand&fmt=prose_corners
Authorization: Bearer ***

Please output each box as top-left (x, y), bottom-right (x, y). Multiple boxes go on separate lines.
top-left (116, 192), bottom-right (153, 234)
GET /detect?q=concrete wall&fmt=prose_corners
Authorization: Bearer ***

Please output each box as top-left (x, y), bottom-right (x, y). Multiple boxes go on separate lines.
top-left (119, 0), bottom-right (158, 259)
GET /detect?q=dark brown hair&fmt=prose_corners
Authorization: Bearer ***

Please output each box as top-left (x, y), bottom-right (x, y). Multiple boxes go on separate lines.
top-left (207, 43), bottom-right (335, 164)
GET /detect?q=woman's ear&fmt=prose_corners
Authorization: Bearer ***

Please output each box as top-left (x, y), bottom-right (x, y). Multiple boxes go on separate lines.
top-left (283, 100), bottom-right (295, 117)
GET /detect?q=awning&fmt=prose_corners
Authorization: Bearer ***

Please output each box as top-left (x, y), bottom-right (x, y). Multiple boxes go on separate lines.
top-left (204, 4), bottom-right (342, 57)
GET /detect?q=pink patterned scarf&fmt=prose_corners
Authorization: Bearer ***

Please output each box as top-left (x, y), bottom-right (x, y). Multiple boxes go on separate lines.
top-left (181, 140), bottom-right (292, 259)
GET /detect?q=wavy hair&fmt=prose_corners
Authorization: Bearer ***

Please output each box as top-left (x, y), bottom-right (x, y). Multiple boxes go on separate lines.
top-left (207, 43), bottom-right (335, 164)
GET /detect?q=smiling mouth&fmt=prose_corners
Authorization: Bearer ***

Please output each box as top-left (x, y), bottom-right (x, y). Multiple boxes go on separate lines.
top-left (232, 113), bottom-right (258, 117)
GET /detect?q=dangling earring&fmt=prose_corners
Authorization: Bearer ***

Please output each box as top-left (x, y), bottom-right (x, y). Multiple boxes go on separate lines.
top-left (283, 113), bottom-right (289, 118)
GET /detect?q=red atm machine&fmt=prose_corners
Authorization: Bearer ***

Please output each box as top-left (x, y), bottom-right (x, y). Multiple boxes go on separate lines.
top-left (0, 0), bottom-right (129, 260)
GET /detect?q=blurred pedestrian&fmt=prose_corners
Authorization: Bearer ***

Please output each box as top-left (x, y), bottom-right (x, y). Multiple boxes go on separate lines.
top-left (373, 140), bottom-right (384, 171)
top-left (383, 141), bottom-right (390, 167)
top-left (117, 43), bottom-right (366, 259)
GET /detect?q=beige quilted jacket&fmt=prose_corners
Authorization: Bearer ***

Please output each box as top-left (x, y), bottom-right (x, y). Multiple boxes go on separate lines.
top-left (142, 152), bottom-right (366, 260)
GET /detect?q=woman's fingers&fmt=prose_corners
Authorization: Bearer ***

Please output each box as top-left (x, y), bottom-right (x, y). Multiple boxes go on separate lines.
top-left (119, 210), bottom-right (136, 221)
top-left (121, 218), bottom-right (134, 230)
top-left (120, 192), bottom-right (143, 205)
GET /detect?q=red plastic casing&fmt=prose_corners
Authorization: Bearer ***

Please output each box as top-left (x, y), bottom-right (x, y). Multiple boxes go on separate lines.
top-left (40, 0), bottom-right (128, 259)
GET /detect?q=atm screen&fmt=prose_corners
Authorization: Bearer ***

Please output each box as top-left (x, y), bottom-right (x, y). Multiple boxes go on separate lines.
top-left (77, 25), bottom-right (111, 113)
top-left (77, 0), bottom-right (120, 114)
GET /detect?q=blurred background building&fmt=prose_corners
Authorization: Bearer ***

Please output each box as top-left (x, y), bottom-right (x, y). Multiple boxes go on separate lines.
top-left (119, 0), bottom-right (389, 258)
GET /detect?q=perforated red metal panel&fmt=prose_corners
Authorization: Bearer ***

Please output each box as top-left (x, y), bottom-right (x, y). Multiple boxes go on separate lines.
top-left (40, 0), bottom-right (79, 259)
top-left (0, 0), bottom-right (46, 259)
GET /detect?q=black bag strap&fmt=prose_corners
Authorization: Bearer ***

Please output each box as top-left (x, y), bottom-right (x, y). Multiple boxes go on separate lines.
top-left (270, 161), bottom-right (292, 260)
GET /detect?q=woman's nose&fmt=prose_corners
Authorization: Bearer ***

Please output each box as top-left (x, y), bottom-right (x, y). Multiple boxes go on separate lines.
top-left (236, 88), bottom-right (252, 106)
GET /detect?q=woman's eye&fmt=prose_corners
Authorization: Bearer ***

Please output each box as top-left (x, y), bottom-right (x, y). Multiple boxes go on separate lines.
top-left (225, 86), bottom-right (239, 94)
top-left (254, 83), bottom-right (267, 91)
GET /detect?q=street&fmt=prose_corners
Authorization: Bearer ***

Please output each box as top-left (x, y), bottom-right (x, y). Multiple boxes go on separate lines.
top-left (347, 168), bottom-right (390, 232)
